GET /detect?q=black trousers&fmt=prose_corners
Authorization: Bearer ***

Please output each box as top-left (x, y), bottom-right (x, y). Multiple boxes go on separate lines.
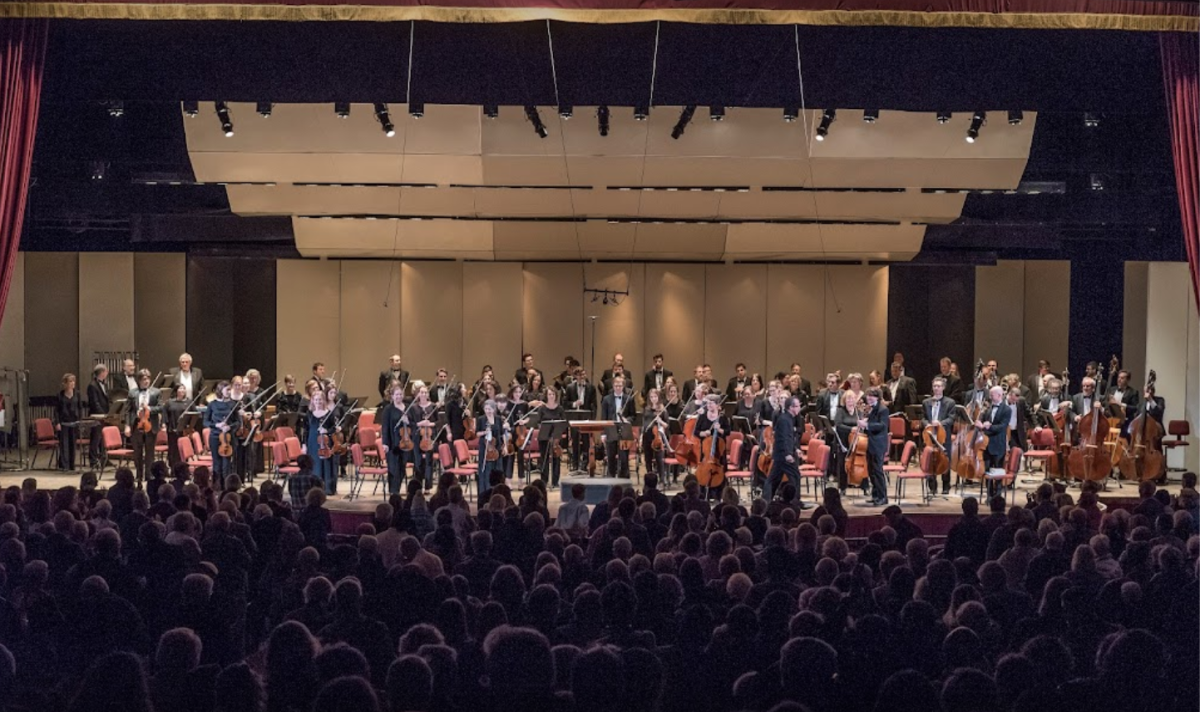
top-left (59, 426), bottom-right (77, 471)
top-left (867, 449), bottom-right (887, 501)
top-left (539, 439), bottom-right (562, 485)
top-left (167, 432), bottom-right (182, 468)
top-left (925, 441), bottom-right (951, 492)
top-left (984, 450), bottom-right (1005, 497)
top-left (88, 422), bottom-right (106, 467)
top-left (131, 429), bottom-right (156, 484)
top-left (605, 441), bottom-right (630, 477)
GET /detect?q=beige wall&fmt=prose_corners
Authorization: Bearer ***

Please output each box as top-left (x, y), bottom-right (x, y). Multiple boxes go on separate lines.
top-left (134, 254), bottom-right (187, 380)
top-left (976, 260), bottom-right (1069, 379)
top-left (78, 254), bottom-right (135, 384)
top-left (276, 259), bottom-right (342, 394)
top-left (25, 253), bottom-right (79, 397)
top-left (0, 253), bottom-right (24, 372)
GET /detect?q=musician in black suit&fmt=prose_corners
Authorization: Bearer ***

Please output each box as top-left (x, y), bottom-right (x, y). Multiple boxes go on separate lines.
top-left (86, 363), bottom-right (111, 468)
top-left (378, 354), bottom-right (410, 401)
top-left (1071, 377), bottom-right (1102, 431)
top-left (168, 353), bottom-right (204, 402)
top-left (939, 357), bottom-right (965, 404)
top-left (600, 376), bottom-right (634, 477)
top-left (1026, 360), bottom-right (1052, 406)
top-left (858, 387), bottom-right (891, 506)
top-left (681, 365), bottom-right (707, 405)
top-left (163, 384), bottom-right (190, 469)
top-left (725, 363), bottom-right (752, 401)
top-left (762, 396), bottom-right (803, 503)
top-left (643, 353), bottom-right (673, 398)
top-left (600, 353), bottom-right (633, 393)
top-left (963, 372), bottom-right (991, 411)
top-left (1038, 378), bottom-right (1068, 420)
top-left (126, 370), bottom-right (163, 486)
top-left (884, 362), bottom-right (919, 414)
top-left (1138, 384), bottom-right (1166, 427)
top-left (1004, 387), bottom-right (1032, 451)
top-left (921, 377), bottom-right (957, 495)
top-left (788, 363), bottom-right (813, 398)
top-left (976, 386), bottom-right (1012, 473)
top-left (513, 353), bottom-right (544, 387)
top-left (1107, 370), bottom-right (1140, 422)
top-left (566, 369), bottom-right (597, 470)
top-left (115, 359), bottom-right (140, 394)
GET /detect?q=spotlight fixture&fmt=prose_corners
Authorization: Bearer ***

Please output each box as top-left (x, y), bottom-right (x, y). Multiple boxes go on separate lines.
top-left (1090, 173), bottom-right (1105, 191)
top-left (671, 105), bottom-right (696, 140)
top-left (783, 105), bottom-right (799, 122)
top-left (558, 103), bottom-right (573, 120)
top-left (90, 160), bottom-right (107, 181)
top-left (525, 105), bottom-right (548, 138)
top-left (215, 102), bottom-right (234, 137)
top-left (483, 104), bottom-right (499, 119)
top-left (256, 101), bottom-right (273, 118)
top-left (1007, 110), bottom-right (1024, 126)
top-left (334, 102), bottom-right (351, 119)
top-left (814, 108), bottom-right (836, 141)
top-left (709, 105), bottom-right (725, 122)
top-left (633, 105), bottom-right (649, 121)
top-left (408, 102), bottom-right (424, 119)
top-left (936, 110), bottom-right (952, 124)
top-left (182, 101), bottom-right (199, 118)
top-left (1083, 112), bottom-right (1100, 128)
top-left (965, 111), bottom-right (986, 143)
top-left (597, 105), bottom-right (610, 136)
top-left (374, 103), bottom-right (395, 137)
top-left (863, 108), bottom-right (880, 123)
top-left (106, 101), bottom-right (124, 118)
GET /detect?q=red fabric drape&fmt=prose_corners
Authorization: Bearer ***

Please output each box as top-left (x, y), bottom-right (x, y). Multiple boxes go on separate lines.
top-left (1161, 32), bottom-right (1200, 309)
top-left (0, 19), bottom-right (46, 332)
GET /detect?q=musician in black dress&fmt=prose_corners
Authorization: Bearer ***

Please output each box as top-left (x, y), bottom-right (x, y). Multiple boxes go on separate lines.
top-left (55, 373), bottom-right (82, 471)
top-left (835, 391), bottom-right (861, 495)
top-left (239, 369), bottom-right (268, 481)
top-left (86, 363), bottom-right (110, 469)
top-left (600, 376), bottom-right (634, 477)
top-left (406, 386), bottom-right (438, 489)
top-left (379, 386), bottom-right (409, 496)
top-left (500, 387), bottom-right (529, 481)
top-left (535, 388), bottom-right (567, 486)
top-left (733, 386), bottom-right (759, 470)
top-left (476, 400), bottom-right (508, 498)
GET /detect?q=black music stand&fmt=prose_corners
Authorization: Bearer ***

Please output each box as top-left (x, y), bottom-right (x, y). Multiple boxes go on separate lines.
top-left (722, 402), bottom-right (738, 419)
top-left (732, 416), bottom-right (751, 435)
top-left (271, 413), bottom-right (301, 434)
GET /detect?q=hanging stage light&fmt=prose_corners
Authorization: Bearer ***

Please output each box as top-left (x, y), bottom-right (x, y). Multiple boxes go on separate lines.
top-left (936, 110), bottom-right (952, 124)
top-left (215, 102), bottom-right (234, 137)
top-left (1007, 110), bottom-right (1024, 126)
top-left (597, 105), bottom-right (611, 136)
top-left (709, 105), bottom-right (725, 122)
top-left (525, 106), bottom-right (548, 138)
top-left (256, 101), bottom-right (273, 118)
top-left (814, 108), bottom-right (836, 141)
top-left (183, 101), bottom-right (199, 118)
top-left (374, 103), bottom-right (396, 137)
top-left (965, 111), bottom-right (986, 143)
top-left (633, 105), bottom-right (650, 121)
top-left (783, 105), bottom-right (799, 123)
top-left (409, 102), bottom-right (425, 119)
top-left (671, 105), bottom-right (696, 140)
top-left (483, 105), bottom-right (499, 120)
top-left (558, 103), bottom-right (573, 120)
top-left (863, 108), bottom-right (880, 123)
top-left (334, 102), bottom-right (351, 119)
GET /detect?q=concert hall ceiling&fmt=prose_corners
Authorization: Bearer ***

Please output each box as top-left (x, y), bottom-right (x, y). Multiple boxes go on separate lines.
top-left (22, 20), bottom-right (1186, 264)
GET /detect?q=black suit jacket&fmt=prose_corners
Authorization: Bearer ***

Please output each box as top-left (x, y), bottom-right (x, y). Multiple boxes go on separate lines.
top-left (168, 367), bottom-right (204, 395)
top-left (378, 369), bottom-right (410, 399)
top-left (1005, 399), bottom-right (1032, 450)
top-left (725, 376), bottom-right (752, 401)
top-left (126, 387), bottom-right (163, 431)
top-left (601, 392), bottom-right (635, 422)
top-left (865, 403), bottom-right (890, 457)
top-left (643, 369), bottom-right (673, 397)
top-left (565, 381), bottom-right (597, 416)
top-left (87, 379), bottom-right (111, 417)
top-left (942, 373), bottom-right (965, 404)
top-left (797, 377), bottom-right (813, 398)
top-left (681, 379), bottom-right (707, 405)
top-left (980, 402), bottom-right (1011, 459)
top-left (921, 397), bottom-right (956, 448)
top-left (885, 376), bottom-right (919, 412)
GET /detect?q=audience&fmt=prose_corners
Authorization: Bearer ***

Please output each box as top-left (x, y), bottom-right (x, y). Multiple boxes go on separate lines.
top-left (0, 465), bottom-right (1194, 712)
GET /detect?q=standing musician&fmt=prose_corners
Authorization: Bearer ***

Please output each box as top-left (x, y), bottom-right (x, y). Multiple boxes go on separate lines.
top-left (475, 399), bottom-right (509, 498)
top-left (163, 384), bottom-right (190, 469)
top-left (641, 388), bottom-right (670, 478)
top-left (681, 365), bottom-right (707, 404)
top-left (116, 359), bottom-right (140, 394)
top-left (379, 385), bottom-right (409, 495)
top-left (86, 363), bottom-right (110, 469)
top-left (963, 371), bottom-right (990, 410)
top-left (514, 353), bottom-right (543, 387)
top-left (311, 362), bottom-right (331, 393)
top-left (473, 382), bottom-right (498, 418)
top-left (554, 356), bottom-right (579, 392)
top-left (663, 382), bottom-right (684, 421)
top-left (1026, 360), bottom-right (1052, 405)
top-left (601, 363), bottom-right (629, 397)
top-left (600, 376), bottom-right (634, 478)
top-left (601, 353), bottom-right (632, 391)
top-left (694, 396), bottom-right (732, 498)
top-left (378, 354), bottom-right (410, 401)
top-left (939, 357), bottom-right (965, 403)
top-left (885, 361), bottom-right (919, 413)
top-left (725, 363), bottom-right (751, 401)
top-left (733, 386), bottom-right (759, 470)
top-left (444, 385), bottom-right (467, 454)
top-left (168, 353), bottom-right (203, 402)
top-left (1138, 382), bottom-right (1166, 431)
top-left (1005, 386), bottom-right (1032, 452)
top-left (567, 369), bottom-right (598, 471)
top-left (682, 381), bottom-right (710, 418)
top-left (526, 371), bottom-right (548, 404)
top-left (501, 386), bottom-right (530, 481)
top-left (239, 369), bottom-right (268, 480)
top-left (762, 396), bottom-right (803, 502)
top-left (430, 369), bottom-right (453, 406)
top-left (834, 390), bottom-right (861, 496)
top-left (127, 369), bottom-right (162, 486)
top-left (226, 376), bottom-right (248, 479)
top-left (305, 387), bottom-right (342, 495)
top-left (975, 386), bottom-right (1012, 494)
top-left (814, 373), bottom-right (845, 479)
top-left (785, 374), bottom-right (809, 407)
top-left (55, 374), bottom-right (82, 472)
top-left (204, 381), bottom-right (237, 480)
top-left (643, 353), bottom-right (673, 398)
top-left (788, 363), bottom-right (813, 398)
top-left (921, 377), bottom-right (957, 496)
top-left (1038, 377), bottom-right (1067, 417)
top-left (1108, 370), bottom-right (1141, 424)
top-left (858, 387), bottom-right (891, 506)
top-left (276, 375), bottom-right (303, 414)
top-left (406, 385), bottom-right (438, 490)
top-left (534, 387), bottom-right (567, 486)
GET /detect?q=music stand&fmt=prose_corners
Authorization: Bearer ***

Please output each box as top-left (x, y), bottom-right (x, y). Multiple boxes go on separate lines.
top-left (538, 420), bottom-right (569, 474)
top-left (272, 412), bottom-right (301, 433)
top-left (178, 413), bottom-right (202, 435)
top-left (722, 402), bottom-right (738, 419)
top-left (732, 416), bottom-right (751, 435)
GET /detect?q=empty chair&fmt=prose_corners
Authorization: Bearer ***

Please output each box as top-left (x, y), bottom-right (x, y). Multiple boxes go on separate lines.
top-left (33, 418), bottom-right (58, 469)
top-left (101, 425), bottom-right (134, 476)
top-left (351, 443), bottom-right (388, 499)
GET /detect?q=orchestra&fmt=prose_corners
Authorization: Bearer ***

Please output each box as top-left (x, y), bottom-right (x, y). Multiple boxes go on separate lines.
top-left (49, 346), bottom-right (1176, 508)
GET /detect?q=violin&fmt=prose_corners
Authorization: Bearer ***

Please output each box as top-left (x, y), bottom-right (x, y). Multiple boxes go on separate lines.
top-left (756, 424), bottom-right (774, 478)
top-left (332, 431), bottom-right (349, 457)
top-left (677, 418), bottom-right (701, 468)
top-left (397, 417), bottom-right (414, 452)
top-left (218, 429), bottom-right (235, 458)
top-left (137, 401), bottom-right (153, 433)
top-left (695, 420), bottom-right (727, 490)
top-left (484, 429), bottom-right (500, 462)
top-left (317, 432), bottom-right (332, 459)
top-left (1118, 370), bottom-right (1164, 482)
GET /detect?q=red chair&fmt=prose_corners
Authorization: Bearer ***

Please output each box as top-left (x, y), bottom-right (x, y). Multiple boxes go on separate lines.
top-left (1163, 420), bottom-right (1190, 470)
top-left (283, 436), bottom-right (303, 463)
top-left (351, 443), bottom-right (389, 499)
top-left (273, 442), bottom-right (300, 478)
top-left (177, 435), bottom-right (212, 472)
top-left (896, 446), bottom-right (935, 505)
top-left (154, 429), bottom-right (170, 459)
top-left (798, 442), bottom-right (831, 500)
top-left (33, 418), bottom-right (58, 469)
top-left (888, 416), bottom-right (907, 462)
top-left (274, 426), bottom-right (296, 443)
top-left (101, 425), bottom-right (134, 475)
top-left (358, 427), bottom-right (378, 450)
top-left (440, 443), bottom-right (478, 498)
top-left (191, 431), bottom-right (207, 457)
top-left (1024, 428), bottom-right (1058, 477)
top-left (883, 440), bottom-right (917, 494)
top-left (357, 411), bottom-right (376, 431)
top-left (983, 447), bottom-right (1022, 505)
top-left (724, 439), bottom-right (753, 493)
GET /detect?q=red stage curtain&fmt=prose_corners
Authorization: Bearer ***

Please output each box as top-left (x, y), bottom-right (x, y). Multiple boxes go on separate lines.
top-left (0, 19), bottom-right (46, 332)
top-left (1161, 32), bottom-right (1199, 309)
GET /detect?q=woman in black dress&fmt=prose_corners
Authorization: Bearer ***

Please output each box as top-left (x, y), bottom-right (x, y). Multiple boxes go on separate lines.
top-left (55, 373), bottom-right (82, 471)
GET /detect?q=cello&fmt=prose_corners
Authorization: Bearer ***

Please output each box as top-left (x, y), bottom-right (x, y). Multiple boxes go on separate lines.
top-left (1118, 370), bottom-right (1165, 482)
top-left (1067, 364), bottom-right (1109, 483)
top-left (844, 400), bottom-right (870, 486)
top-left (677, 417), bottom-right (701, 468)
top-left (695, 419), bottom-right (727, 490)
top-left (922, 422), bottom-right (949, 479)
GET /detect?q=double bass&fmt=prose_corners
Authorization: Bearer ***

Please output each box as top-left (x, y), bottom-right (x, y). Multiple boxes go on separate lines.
top-left (1067, 364), bottom-right (1109, 482)
top-left (1118, 370), bottom-right (1165, 482)
top-left (922, 422), bottom-right (949, 478)
top-left (952, 360), bottom-right (988, 484)
top-left (844, 401), bottom-right (870, 486)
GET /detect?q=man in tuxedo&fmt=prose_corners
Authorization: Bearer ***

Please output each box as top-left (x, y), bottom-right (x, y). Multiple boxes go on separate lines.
top-left (430, 369), bottom-right (453, 406)
top-left (86, 363), bottom-right (111, 468)
top-left (1071, 377), bottom-right (1102, 431)
top-left (789, 363), bottom-right (813, 398)
top-left (555, 356), bottom-right (580, 392)
top-left (1107, 370), bottom-right (1141, 421)
top-left (1038, 378), bottom-right (1067, 420)
top-left (643, 353), bottom-right (672, 397)
top-left (921, 377), bottom-right (957, 495)
top-left (600, 376), bottom-right (633, 477)
top-left (378, 354), bottom-right (410, 400)
top-left (126, 370), bottom-right (162, 486)
top-left (963, 371), bottom-right (990, 411)
top-left (1138, 384), bottom-right (1166, 427)
top-left (725, 362), bottom-right (751, 401)
top-left (939, 357), bottom-right (965, 404)
top-left (566, 369), bottom-right (597, 470)
top-left (115, 359), bottom-right (139, 393)
top-left (1026, 360), bottom-right (1052, 406)
top-left (858, 388), bottom-right (891, 506)
top-left (168, 353), bottom-right (204, 402)
top-left (976, 386), bottom-right (1012, 474)
top-left (885, 361), bottom-right (919, 414)
top-left (1005, 387), bottom-right (1032, 451)
top-left (600, 353), bottom-right (633, 393)
top-left (762, 396), bottom-right (803, 503)
top-left (681, 365), bottom-right (706, 404)
top-left (514, 353), bottom-right (544, 387)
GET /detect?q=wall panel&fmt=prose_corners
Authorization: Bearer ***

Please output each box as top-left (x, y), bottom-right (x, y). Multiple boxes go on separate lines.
top-left (1022, 260), bottom-right (1069, 379)
top-left (824, 265), bottom-right (888, 380)
top-left (340, 260), bottom-right (401, 400)
top-left (25, 253), bottom-right (78, 396)
top-left (401, 261), bottom-right (463, 380)
top-left (1122, 262), bottom-right (1149, 387)
top-left (584, 263), bottom-right (644, 387)
top-left (276, 259), bottom-right (341, 390)
top-left (705, 264), bottom-right (767, 380)
top-left (1145, 262), bottom-right (1197, 470)
top-left (134, 253), bottom-right (186, 376)
top-left (974, 260), bottom-right (1025, 376)
top-left (463, 262), bottom-right (523, 385)
top-left (522, 263), bottom-right (584, 376)
top-left (645, 264), bottom-right (705, 381)
top-left (79, 253), bottom-right (135, 381)
top-left (766, 265), bottom-right (826, 380)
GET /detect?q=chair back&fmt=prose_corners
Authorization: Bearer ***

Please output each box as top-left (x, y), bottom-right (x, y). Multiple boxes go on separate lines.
top-left (439, 443), bottom-right (454, 466)
top-left (454, 439), bottom-right (472, 462)
top-left (269, 441), bottom-right (287, 468)
top-left (275, 426), bottom-right (296, 442)
top-left (358, 411), bottom-right (376, 431)
top-left (350, 443), bottom-right (365, 468)
top-left (284, 436), bottom-right (303, 461)
top-left (1168, 420), bottom-right (1190, 437)
top-left (35, 418), bottom-right (54, 440)
top-left (1031, 428), bottom-right (1055, 448)
top-left (178, 435), bottom-right (195, 461)
top-left (359, 427), bottom-right (378, 449)
top-left (728, 439), bottom-right (743, 467)
top-left (919, 446), bottom-right (936, 473)
top-left (898, 440), bottom-right (917, 467)
top-left (156, 429), bottom-right (168, 445)
top-left (889, 416), bottom-right (907, 438)
top-left (192, 431), bottom-right (205, 455)
top-left (103, 425), bottom-right (123, 449)
top-left (1005, 447), bottom-right (1023, 475)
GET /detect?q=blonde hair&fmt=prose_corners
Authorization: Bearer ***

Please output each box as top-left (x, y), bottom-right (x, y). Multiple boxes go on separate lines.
top-left (61, 373), bottom-right (76, 389)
